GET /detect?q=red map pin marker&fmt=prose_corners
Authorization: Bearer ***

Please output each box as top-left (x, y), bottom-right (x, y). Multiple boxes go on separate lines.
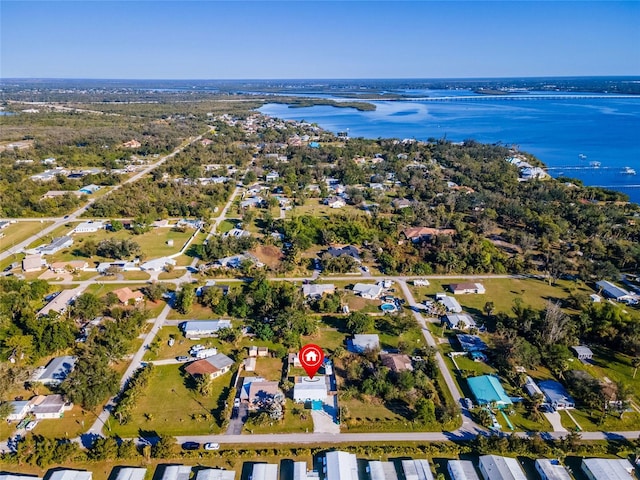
top-left (299, 344), bottom-right (324, 379)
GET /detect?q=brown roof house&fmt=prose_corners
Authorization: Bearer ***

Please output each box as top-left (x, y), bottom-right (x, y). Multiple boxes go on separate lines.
top-left (185, 353), bottom-right (234, 380)
top-left (113, 287), bottom-right (145, 304)
top-left (22, 254), bottom-right (47, 272)
top-left (380, 353), bottom-right (413, 372)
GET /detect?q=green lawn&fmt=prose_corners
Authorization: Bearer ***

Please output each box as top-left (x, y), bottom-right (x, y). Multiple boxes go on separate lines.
top-left (244, 399), bottom-right (314, 434)
top-left (109, 364), bottom-right (233, 437)
top-left (166, 302), bottom-right (220, 320)
top-left (32, 404), bottom-right (92, 439)
top-left (0, 221), bottom-right (53, 252)
top-left (559, 406), bottom-right (640, 432)
top-left (410, 277), bottom-right (591, 318)
top-left (84, 282), bottom-right (148, 296)
top-left (253, 357), bottom-right (285, 382)
top-left (218, 219), bottom-right (238, 233)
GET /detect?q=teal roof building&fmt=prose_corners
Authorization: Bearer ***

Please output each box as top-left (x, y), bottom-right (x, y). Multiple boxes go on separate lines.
top-left (467, 375), bottom-right (512, 408)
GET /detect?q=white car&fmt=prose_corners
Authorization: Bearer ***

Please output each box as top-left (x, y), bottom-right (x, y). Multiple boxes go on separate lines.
top-left (204, 442), bottom-right (220, 450)
top-left (233, 398), bottom-right (241, 408)
top-left (25, 421), bottom-right (38, 431)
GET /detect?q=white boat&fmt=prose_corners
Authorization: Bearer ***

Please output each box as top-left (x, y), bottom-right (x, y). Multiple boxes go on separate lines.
top-left (622, 166), bottom-right (636, 175)
top-left (578, 153), bottom-right (587, 160)
top-left (589, 161), bottom-right (601, 168)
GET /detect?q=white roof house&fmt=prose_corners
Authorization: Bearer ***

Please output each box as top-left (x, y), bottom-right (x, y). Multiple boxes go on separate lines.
top-left (72, 221), bottom-right (105, 233)
top-left (48, 472), bottom-right (92, 480)
top-left (293, 376), bottom-right (330, 402)
top-left (478, 455), bottom-right (526, 480)
top-left (0, 475), bottom-right (43, 480)
top-left (581, 458), bottom-right (634, 480)
top-left (140, 257), bottom-right (176, 272)
top-left (438, 295), bottom-right (463, 313)
top-left (535, 459), bottom-right (572, 480)
top-left (223, 228), bottom-right (251, 239)
top-left (353, 283), bottom-right (383, 299)
top-left (302, 284), bottom-right (336, 298)
top-left (523, 376), bottom-right (543, 398)
top-left (572, 345), bottom-right (594, 360)
top-left (6, 400), bottom-right (31, 421)
top-left (114, 468), bottom-right (147, 480)
top-left (37, 287), bottom-right (83, 317)
top-left (401, 460), bottom-right (434, 480)
top-left (351, 334), bottom-right (380, 353)
top-left (33, 356), bottom-right (77, 386)
top-left (325, 451), bottom-right (359, 480)
top-left (194, 469), bottom-right (236, 480)
top-left (369, 461), bottom-right (399, 480)
top-left (444, 313), bottom-right (476, 330)
top-left (293, 462), bottom-right (319, 480)
top-left (181, 319), bottom-right (232, 338)
top-left (36, 235), bottom-right (73, 255)
top-left (160, 466), bottom-right (192, 480)
top-left (30, 394), bottom-right (73, 419)
top-left (251, 464), bottom-right (278, 480)
top-left (447, 460), bottom-right (480, 480)
top-left (596, 280), bottom-right (632, 301)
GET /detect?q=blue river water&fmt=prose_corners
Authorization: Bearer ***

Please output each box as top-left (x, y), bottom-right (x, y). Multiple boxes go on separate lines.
top-left (259, 91), bottom-right (640, 203)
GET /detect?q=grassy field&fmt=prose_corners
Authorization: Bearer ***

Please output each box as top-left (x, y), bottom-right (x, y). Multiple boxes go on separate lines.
top-left (109, 364), bottom-right (233, 437)
top-left (24, 223), bottom-right (76, 250)
top-left (31, 404), bottom-right (92, 438)
top-left (252, 357), bottom-right (285, 382)
top-left (84, 282), bottom-right (148, 297)
top-left (0, 221), bottom-right (54, 252)
top-left (410, 277), bottom-right (591, 318)
top-left (166, 301), bottom-right (220, 320)
top-left (244, 399), bottom-right (314, 434)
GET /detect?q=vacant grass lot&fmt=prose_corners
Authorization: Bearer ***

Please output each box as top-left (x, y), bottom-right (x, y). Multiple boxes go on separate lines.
top-left (410, 277), bottom-right (591, 318)
top-left (244, 399), bottom-right (314, 434)
top-left (253, 357), bottom-right (285, 382)
top-left (0, 221), bottom-right (53, 252)
top-left (109, 364), bottom-right (233, 437)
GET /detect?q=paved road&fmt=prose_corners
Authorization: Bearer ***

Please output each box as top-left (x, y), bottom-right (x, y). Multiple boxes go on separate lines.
top-left (207, 183), bottom-right (243, 239)
top-left (0, 129), bottom-right (212, 262)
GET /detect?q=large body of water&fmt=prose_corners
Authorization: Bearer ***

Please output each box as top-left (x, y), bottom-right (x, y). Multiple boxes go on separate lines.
top-left (259, 90), bottom-right (640, 203)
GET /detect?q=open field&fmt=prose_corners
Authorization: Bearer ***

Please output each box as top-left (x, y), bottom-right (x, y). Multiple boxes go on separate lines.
top-left (109, 364), bottom-right (233, 437)
top-left (252, 357), bottom-right (285, 382)
top-left (410, 277), bottom-right (592, 318)
top-left (0, 221), bottom-right (54, 252)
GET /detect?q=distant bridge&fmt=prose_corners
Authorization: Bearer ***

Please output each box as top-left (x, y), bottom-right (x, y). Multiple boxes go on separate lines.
top-left (402, 94), bottom-right (639, 102)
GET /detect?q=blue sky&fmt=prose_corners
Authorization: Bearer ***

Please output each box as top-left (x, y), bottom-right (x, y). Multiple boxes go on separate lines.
top-left (1, 1), bottom-right (639, 79)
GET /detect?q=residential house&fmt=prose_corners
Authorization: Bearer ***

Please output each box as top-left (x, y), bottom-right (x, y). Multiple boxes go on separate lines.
top-left (72, 221), bottom-right (105, 234)
top-left (380, 353), bottom-right (413, 372)
top-left (30, 168), bottom-right (68, 182)
top-left (181, 319), bottom-right (232, 338)
top-left (36, 235), bottom-right (73, 255)
top-left (248, 381), bottom-right (282, 409)
top-left (176, 218), bottom-right (204, 230)
top-left (325, 451), bottom-right (358, 480)
top-left (402, 227), bottom-right (456, 243)
top-left (456, 334), bottom-right (488, 352)
top-left (401, 460), bottom-right (434, 480)
top-left (523, 376), bottom-right (543, 398)
top-left (37, 287), bottom-right (82, 316)
top-left (248, 346), bottom-right (269, 357)
top-left (114, 468), bottom-right (147, 480)
top-left (447, 460), bottom-right (480, 480)
top-left (196, 281), bottom-right (230, 297)
top-left (538, 380), bottom-right (575, 409)
top-left (48, 471), bottom-right (92, 480)
top-left (112, 287), bottom-right (145, 304)
top-left (6, 400), bottom-right (31, 422)
top-left (22, 254), bottom-right (47, 272)
top-left (265, 171), bottom-right (280, 182)
top-left (123, 139), bottom-right (141, 149)
top-left (302, 283), bottom-right (336, 299)
top-left (369, 461), bottom-right (399, 480)
top-left (0, 220), bottom-right (10, 230)
top-left (97, 261), bottom-right (138, 274)
top-left (596, 280), bottom-right (635, 302)
top-left (140, 257), bottom-right (176, 272)
top-left (467, 375), bottom-right (513, 408)
top-left (251, 464), bottom-right (278, 480)
top-left (521, 167), bottom-right (548, 180)
top-left (30, 394), bottom-right (73, 419)
top-left (413, 279), bottom-right (430, 287)
top-left (49, 260), bottom-right (88, 273)
top-left (350, 334), bottom-right (380, 353)
top-left (240, 196), bottom-right (264, 209)
top-left (293, 375), bottom-right (330, 402)
top-left (0, 474), bottom-right (43, 480)
top-left (326, 246), bottom-right (361, 262)
top-left (184, 353), bottom-right (234, 380)
top-left (478, 456), bottom-right (526, 480)
top-left (325, 196), bottom-right (346, 209)
top-left (581, 458), bottom-right (635, 480)
top-left (449, 282), bottom-right (486, 295)
top-left (535, 459), bottom-right (572, 480)
top-left (223, 228), bottom-right (251, 238)
top-left (160, 466), bottom-right (192, 480)
top-left (352, 283), bottom-right (383, 300)
top-left (200, 138), bottom-right (214, 146)
top-left (572, 345), bottom-right (594, 361)
top-left (78, 184), bottom-right (101, 194)
top-left (392, 198), bottom-right (412, 210)
top-left (216, 253), bottom-right (262, 269)
top-left (32, 356), bottom-right (77, 386)
top-left (194, 469), bottom-right (236, 480)
top-left (293, 462), bottom-right (319, 480)
top-left (288, 353), bottom-right (302, 368)
top-left (444, 313), bottom-right (476, 330)
top-left (437, 294), bottom-right (463, 313)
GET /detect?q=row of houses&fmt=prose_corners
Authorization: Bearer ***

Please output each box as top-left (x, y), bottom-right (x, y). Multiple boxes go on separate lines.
top-left (6, 393), bottom-right (73, 422)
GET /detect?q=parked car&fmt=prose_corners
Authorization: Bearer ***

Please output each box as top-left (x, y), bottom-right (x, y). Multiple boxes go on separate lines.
top-left (25, 421), bottom-right (38, 431)
top-left (233, 398), bottom-right (241, 408)
top-left (182, 441), bottom-right (200, 450)
top-left (176, 356), bottom-right (189, 362)
top-left (204, 442), bottom-right (220, 451)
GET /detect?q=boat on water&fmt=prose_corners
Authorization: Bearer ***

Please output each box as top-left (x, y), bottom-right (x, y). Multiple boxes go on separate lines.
top-left (579, 153), bottom-right (587, 160)
top-left (589, 161), bottom-right (601, 168)
top-left (622, 166), bottom-right (636, 175)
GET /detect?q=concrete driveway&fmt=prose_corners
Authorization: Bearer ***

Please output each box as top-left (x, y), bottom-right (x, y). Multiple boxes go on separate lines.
top-left (544, 411), bottom-right (567, 432)
top-left (226, 403), bottom-right (248, 435)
